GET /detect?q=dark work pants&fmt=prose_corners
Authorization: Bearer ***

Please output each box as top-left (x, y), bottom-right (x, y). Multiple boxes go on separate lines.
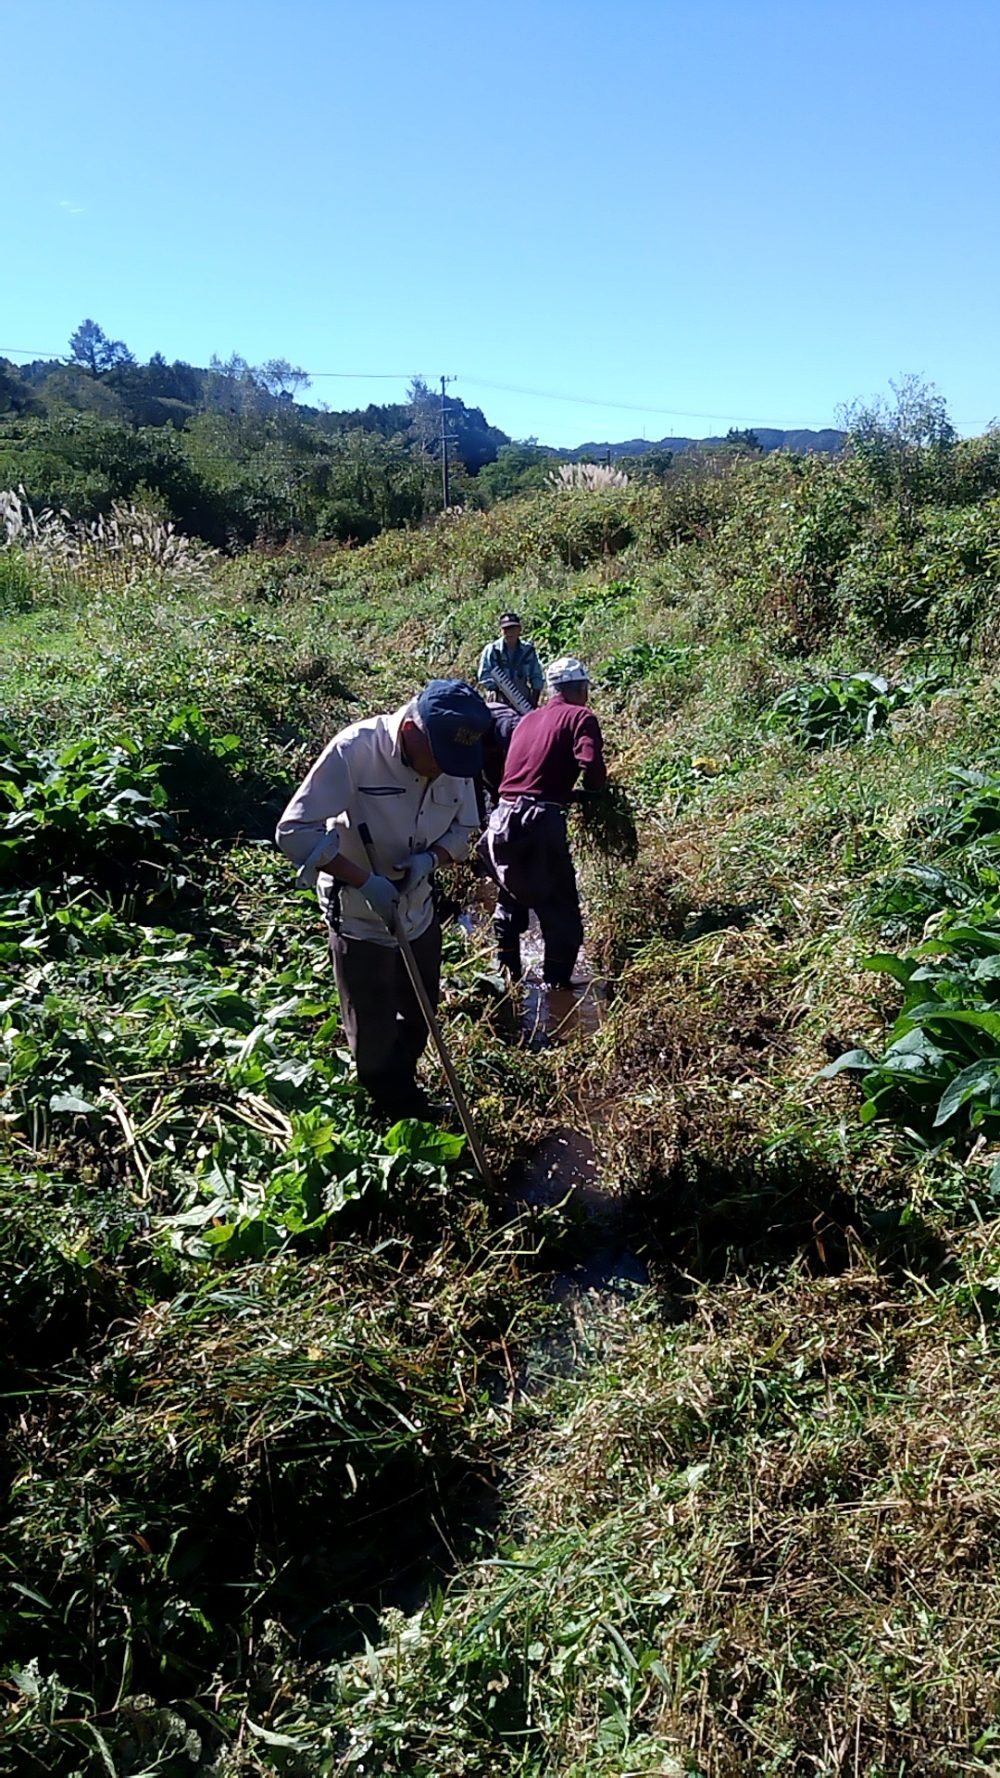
top-left (491, 809), bottom-right (584, 987)
top-left (329, 920), bottom-right (442, 1116)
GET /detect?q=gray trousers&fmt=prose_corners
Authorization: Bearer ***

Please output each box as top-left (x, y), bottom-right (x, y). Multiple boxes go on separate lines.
top-left (478, 801), bottom-right (583, 987)
top-left (329, 921), bottom-right (441, 1115)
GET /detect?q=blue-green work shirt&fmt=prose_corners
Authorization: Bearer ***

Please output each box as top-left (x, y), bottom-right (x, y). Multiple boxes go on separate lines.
top-left (477, 636), bottom-right (545, 707)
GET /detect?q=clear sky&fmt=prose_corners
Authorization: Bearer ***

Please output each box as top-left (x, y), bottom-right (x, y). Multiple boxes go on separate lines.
top-left (3, 0), bottom-right (998, 446)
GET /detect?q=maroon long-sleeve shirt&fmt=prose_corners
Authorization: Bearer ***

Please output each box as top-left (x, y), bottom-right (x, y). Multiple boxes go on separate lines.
top-left (498, 694), bottom-right (608, 804)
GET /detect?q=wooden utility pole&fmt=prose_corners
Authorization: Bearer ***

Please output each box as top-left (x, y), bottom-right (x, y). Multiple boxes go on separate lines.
top-left (439, 375), bottom-right (457, 509)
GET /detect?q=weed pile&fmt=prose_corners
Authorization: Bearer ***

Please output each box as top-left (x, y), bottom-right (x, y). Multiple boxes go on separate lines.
top-left (574, 780), bottom-right (640, 867)
top-left (2, 1228), bottom-right (524, 1773)
top-left (320, 1259), bottom-right (1000, 1774)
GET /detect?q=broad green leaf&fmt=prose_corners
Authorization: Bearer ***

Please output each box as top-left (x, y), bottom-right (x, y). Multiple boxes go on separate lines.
top-left (934, 1060), bottom-right (1000, 1126)
top-left (921, 1008), bottom-right (1000, 1038)
top-left (818, 1048), bottom-right (874, 1079)
top-left (863, 953), bottom-right (915, 984)
top-left (245, 1720), bottom-right (309, 1751)
top-left (384, 1118), bottom-right (465, 1162)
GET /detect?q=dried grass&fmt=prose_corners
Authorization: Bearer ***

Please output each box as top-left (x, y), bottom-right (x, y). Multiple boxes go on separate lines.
top-left (549, 462), bottom-right (630, 491)
top-left (0, 486), bottom-right (217, 597)
top-left (509, 1261), bottom-right (1000, 1774)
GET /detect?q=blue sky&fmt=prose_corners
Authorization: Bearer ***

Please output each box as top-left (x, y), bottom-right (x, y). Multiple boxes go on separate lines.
top-left (4, 0), bottom-right (998, 446)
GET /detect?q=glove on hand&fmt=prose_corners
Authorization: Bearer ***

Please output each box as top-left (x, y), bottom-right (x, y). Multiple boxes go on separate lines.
top-left (395, 849), bottom-right (436, 896)
top-left (360, 872), bottom-right (400, 927)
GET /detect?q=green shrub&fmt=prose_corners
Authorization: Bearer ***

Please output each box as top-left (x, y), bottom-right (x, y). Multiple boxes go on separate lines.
top-left (597, 639), bottom-right (693, 691)
top-left (765, 669), bottom-right (944, 748)
top-left (823, 904), bottom-right (1000, 1145)
top-left (713, 453), bottom-right (869, 647)
top-left (0, 730), bottom-right (179, 891)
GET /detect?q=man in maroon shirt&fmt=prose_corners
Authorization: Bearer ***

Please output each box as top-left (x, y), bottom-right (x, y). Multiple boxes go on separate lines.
top-left (477, 655), bottom-right (607, 988)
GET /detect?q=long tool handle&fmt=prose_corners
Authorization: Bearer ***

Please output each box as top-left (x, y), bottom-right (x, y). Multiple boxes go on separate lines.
top-left (356, 823), bottom-right (494, 1187)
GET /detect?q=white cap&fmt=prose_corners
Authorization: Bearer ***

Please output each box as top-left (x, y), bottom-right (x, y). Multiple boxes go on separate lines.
top-left (546, 654), bottom-right (590, 686)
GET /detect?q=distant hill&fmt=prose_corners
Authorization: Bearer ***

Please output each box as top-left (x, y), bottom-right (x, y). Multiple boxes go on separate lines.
top-left (558, 427), bottom-right (845, 459)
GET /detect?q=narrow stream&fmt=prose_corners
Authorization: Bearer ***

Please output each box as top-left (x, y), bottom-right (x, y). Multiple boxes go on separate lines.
top-left (459, 901), bottom-right (649, 1320)
top-left (321, 906), bottom-right (650, 1642)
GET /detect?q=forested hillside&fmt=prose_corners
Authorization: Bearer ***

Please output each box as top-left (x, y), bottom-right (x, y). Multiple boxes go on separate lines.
top-left (4, 377), bottom-right (1000, 1774)
top-left (0, 323), bottom-right (844, 549)
top-left (0, 325), bottom-right (508, 544)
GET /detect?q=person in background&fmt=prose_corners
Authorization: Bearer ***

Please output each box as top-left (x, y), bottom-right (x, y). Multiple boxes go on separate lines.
top-left (477, 655), bottom-right (607, 989)
top-left (475, 695), bottom-right (522, 825)
top-left (477, 611), bottom-right (544, 710)
top-left (276, 679), bottom-right (491, 1121)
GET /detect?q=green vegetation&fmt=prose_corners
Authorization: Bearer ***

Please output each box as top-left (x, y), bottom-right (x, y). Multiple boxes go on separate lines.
top-left (0, 341), bottom-right (509, 545)
top-left (764, 668), bottom-right (946, 748)
top-left (5, 378), bottom-right (1000, 1773)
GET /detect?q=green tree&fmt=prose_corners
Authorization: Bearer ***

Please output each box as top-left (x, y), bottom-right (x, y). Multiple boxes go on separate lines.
top-left (317, 429), bottom-right (432, 541)
top-left (37, 364), bottom-right (125, 420)
top-left (840, 375), bottom-right (957, 536)
top-left (258, 359), bottom-right (311, 401)
top-left (725, 427), bottom-right (762, 454)
top-left (0, 359), bottom-right (38, 417)
top-left (68, 318), bottom-right (134, 376)
top-left (476, 440), bottom-right (556, 501)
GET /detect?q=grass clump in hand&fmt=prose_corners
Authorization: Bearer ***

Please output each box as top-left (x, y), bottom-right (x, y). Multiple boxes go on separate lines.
top-left (574, 779), bottom-right (640, 866)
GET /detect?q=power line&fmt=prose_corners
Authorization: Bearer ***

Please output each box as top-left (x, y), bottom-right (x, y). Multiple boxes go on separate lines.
top-left (0, 345), bottom-right (992, 433)
top-left (459, 375), bottom-right (840, 431)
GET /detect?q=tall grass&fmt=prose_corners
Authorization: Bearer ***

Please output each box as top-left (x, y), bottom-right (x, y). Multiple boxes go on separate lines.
top-left (1, 485), bottom-right (217, 600)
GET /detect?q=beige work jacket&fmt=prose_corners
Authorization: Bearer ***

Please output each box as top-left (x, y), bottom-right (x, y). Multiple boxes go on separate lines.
top-left (275, 706), bottom-right (478, 945)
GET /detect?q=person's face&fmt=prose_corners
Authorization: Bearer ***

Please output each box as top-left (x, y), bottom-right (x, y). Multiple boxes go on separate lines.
top-left (500, 623), bottom-right (521, 648)
top-left (401, 719), bottom-right (441, 780)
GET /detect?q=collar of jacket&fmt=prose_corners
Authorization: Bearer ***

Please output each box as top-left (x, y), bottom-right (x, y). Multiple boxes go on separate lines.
top-left (382, 705), bottom-right (427, 785)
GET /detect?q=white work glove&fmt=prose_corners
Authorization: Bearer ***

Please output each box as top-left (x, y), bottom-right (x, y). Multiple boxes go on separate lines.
top-left (395, 849), bottom-right (436, 897)
top-left (359, 872), bottom-right (400, 927)
top-left (296, 833), bottom-right (340, 889)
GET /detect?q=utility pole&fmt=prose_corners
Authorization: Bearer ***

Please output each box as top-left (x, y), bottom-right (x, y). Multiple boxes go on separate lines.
top-left (439, 375), bottom-right (457, 510)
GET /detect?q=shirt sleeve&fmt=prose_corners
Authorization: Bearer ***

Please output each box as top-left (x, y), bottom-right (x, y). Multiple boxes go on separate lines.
top-left (574, 711), bottom-right (608, 792)
top-left (525, 645), bottom-right (545, 691)
top-left (436, 775), bottom-right (480, 862)
top-left (478, 642), bottom-right (496, 686)
top-left (275, 737), bottom-right (352, 869)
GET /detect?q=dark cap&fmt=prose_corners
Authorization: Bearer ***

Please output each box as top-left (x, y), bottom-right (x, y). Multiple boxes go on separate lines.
top-left (417, 679), bottom-right (491, 778)
top-left (498, 611), bottom-right (521, 628)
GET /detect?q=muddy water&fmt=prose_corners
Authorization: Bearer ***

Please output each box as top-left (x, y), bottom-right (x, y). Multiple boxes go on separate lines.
top-left (458, 896), bottom-right (649, 1316)
top-left (458, 894), bottom-right (606, 1046)
top-left (518, 925), bottom-right (606, 1044)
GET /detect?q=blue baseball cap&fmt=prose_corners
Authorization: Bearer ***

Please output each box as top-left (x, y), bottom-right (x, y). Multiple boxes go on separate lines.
top-left (417, 679), bottom-right (491, 778)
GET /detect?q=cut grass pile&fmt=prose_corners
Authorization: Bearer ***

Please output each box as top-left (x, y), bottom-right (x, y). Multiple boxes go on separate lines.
top-left (2, 1227), bottom-right (529, 1774)
top-left (324, 1253), bottom-right (1000, 1776)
